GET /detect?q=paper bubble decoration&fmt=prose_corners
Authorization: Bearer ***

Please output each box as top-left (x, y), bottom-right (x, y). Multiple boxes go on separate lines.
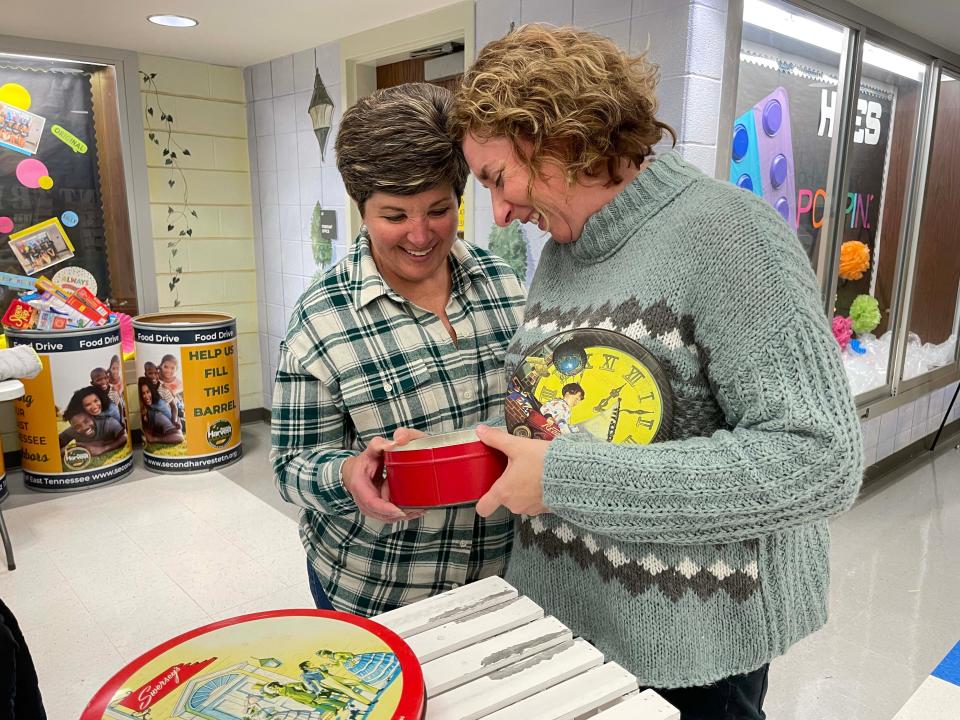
top-left (0, 83), bottom-right (31, 110)
top-left (832, 315), bottom-right (853, 350)
top-left (839, 240), bottom-right (870, 281)
top-left (60, 211), bottom-right (79, 227)
top-left (15, 159), bottom-right (49, 189)
top-left (850, 294), bottom-right (881, 335)
top-left (0, 217), bottom-right (13, 234)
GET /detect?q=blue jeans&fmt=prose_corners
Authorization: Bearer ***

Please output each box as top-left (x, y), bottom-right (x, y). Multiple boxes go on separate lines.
top-left (306, 558), bottom-right (335, 610)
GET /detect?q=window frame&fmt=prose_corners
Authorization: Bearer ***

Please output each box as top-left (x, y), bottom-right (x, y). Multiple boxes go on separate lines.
top-left (717, 0), bottom-right (960, 416)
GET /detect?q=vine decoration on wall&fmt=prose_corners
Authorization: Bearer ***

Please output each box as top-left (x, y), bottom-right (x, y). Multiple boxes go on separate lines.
top-left (140, 70), bottom-right (197, 307)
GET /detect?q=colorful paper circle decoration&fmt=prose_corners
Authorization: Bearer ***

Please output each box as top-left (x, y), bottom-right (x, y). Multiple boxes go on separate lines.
top-left (15, 159), bottom-right (50, 189)
top-left (0, 83), bottom-right (31, 110)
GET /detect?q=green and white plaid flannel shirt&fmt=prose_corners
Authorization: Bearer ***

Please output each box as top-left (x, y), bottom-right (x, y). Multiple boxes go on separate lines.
top-left (271, 234), bottom-right (526, 617)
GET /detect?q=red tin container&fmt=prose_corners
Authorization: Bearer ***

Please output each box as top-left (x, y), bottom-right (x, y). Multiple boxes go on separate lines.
top-left (385, 429), bottom-right (507, 508)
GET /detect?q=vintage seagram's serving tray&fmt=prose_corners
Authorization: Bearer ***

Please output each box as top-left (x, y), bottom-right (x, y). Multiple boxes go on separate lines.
top-left (82, 609), bottom-right (425, 720)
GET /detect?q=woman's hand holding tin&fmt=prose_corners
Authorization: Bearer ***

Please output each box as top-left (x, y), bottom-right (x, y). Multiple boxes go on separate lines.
top-left (342, 430), bottom-right (428, 523)
top-left (474, 425), bottom-right (549, 518)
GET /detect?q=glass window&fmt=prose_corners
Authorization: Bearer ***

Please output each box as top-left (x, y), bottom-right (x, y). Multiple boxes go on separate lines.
top-left (835, 42), bottom-right (926, 396)
top-left (901, 70), bottom-right (960, 380)
top-left (0, 54), bottom-right (138, 314)
top-left (731, 0), bottom-right (849, 274)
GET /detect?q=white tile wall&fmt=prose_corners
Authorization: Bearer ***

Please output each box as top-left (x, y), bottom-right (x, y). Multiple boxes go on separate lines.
top-left (586, 19), bottom-right (632, 50)
top-left (293, 48), bottom-right (317, 93)
top-left (478, 0), bottom-right (522, 49)
top-left (273, 94), bottom-right (297, 135)
top-left (277, 170), bottom-right (300, 209)
top-left (260, 204), bottom-right (280, 240)
top-left (315, 42), bottom-right (342, 88)
top-left (299, 167), bottom-right (324, 205)
top-left (270, 55), bottom-right (295, 96)
top-left (573, 0), bottom-right (632, 27)
top-left (247, 40), bottom-right (345, 408)
top-left (686, 3), bottom-right (727, 80)
top-left (279, 206), bottom-right (301, 241)
top-left (274, 131), bottom-right (299, 171)
top-left (257, 135), bottom-right (277, 172)
top-left (521, 0), bottom-right (573, 25)
top-left (251, 62), bottom-right (272, 100)
top-left (864, 381), bottom-right (960, 465)
top-left (297, 130), bottom-right (323, 169)
top-left (295, 90), bottom-right (314, 133)
top-left (681, 75), bottom-right (722, 147)
top-left (253, 100), bottom-right (274, 136)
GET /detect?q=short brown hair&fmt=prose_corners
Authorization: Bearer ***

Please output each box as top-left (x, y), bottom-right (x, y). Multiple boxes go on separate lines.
top-left (336, 83), bottom-right (468, 214)
top-left (449, 25), bottom-right (676, 186)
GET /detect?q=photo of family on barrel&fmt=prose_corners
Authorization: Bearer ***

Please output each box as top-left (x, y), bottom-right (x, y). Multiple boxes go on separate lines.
top-left (137, 349), bottom-right (188, 455)
top-left (56, 353), bottom-right (130, 470)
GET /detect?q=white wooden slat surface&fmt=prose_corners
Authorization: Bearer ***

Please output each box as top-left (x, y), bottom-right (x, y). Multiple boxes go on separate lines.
top-left (406, 596), bottom-right (543, 663)
top-left (590, 689), bottom-right (681, 720)
top-left (376, 575), bottom-right (517, 638)
top-left (373, 579), bottom-right (679, 720)
top-left (425, 638), bottom-right (604, 720)
top-left (422, 615), bottom-right (572, 696)
top-left (481, 661), bottom-right (638, 720)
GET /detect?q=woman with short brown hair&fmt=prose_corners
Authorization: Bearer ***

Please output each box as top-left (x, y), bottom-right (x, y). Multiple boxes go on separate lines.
top-left (272, 82), bottom-right (526, 616)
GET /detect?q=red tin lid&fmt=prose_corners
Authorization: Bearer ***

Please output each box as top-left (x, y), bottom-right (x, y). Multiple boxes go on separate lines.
top-left (81, 609), bottom-right (425, 720)
top-left (385, 429), bottom-right (506, 508)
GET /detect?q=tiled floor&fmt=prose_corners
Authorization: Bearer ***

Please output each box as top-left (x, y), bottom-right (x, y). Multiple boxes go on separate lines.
top-left (0, 420), bottom-right (958, 719)
top-left (0, 422), bottom-right (312, 719)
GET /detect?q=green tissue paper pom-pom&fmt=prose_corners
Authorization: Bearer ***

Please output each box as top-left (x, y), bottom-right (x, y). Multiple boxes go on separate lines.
top-left (850, 294), bottom-right (881, 334)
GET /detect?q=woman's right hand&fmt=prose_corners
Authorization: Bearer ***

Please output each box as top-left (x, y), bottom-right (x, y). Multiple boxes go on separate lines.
top-left (341, 434), bottom-right (426, 523)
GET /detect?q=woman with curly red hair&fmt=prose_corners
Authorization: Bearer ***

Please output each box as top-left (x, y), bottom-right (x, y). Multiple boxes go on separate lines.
top-left (450, 25), bottom-right (863, 719)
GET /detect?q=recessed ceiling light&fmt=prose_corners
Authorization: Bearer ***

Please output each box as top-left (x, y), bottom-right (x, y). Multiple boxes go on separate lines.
top-left (147, 14), bottom-right (198, 28)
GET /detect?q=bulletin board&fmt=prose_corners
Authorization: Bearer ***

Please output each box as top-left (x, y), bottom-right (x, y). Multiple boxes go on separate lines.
top-left (0, 60), bottom-right (131, 314)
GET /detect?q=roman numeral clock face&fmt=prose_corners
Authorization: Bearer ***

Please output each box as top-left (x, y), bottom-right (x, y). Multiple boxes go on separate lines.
top-left (506, 328), bottom-right (673, 445)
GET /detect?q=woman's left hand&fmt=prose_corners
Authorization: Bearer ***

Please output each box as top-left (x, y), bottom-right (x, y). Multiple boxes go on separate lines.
top-left (475, 425), bottom-right (550, 517)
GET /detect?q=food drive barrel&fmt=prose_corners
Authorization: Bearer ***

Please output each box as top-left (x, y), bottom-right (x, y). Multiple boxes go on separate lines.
top-left (6, 323), bottom-right (133, 491)
top-left (132, 312), bottom-right (241, 472)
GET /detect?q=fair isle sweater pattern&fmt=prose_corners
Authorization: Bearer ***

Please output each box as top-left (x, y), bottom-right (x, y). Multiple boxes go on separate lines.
top-left (512, 299), bottom-right (757, 604)
top-left (518, 517), bottom-right (761, 602)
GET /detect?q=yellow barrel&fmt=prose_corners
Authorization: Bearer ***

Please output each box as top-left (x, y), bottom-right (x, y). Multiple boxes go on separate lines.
top-left (6, 323), bottom-right (133, 491)
top-left (132, 312), bottom-right (241, 472)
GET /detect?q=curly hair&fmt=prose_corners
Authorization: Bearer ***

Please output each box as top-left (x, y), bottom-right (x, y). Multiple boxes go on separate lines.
top-left (63, 384), bottom-right (112, 421)
top-left (449, 24), bottom-right (676, 187)
top-left (336, 83), bottom-right (468, 215)
top-left (138, 376), bottom-right (160, 408)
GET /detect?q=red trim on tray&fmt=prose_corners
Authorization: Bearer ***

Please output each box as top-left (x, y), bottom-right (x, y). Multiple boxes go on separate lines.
top-left (81, 608), bottom-right (425, 720)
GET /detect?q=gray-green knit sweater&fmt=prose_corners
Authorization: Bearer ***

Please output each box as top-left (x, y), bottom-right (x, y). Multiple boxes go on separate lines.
top-left (504, 153), bottom-right (863, 688)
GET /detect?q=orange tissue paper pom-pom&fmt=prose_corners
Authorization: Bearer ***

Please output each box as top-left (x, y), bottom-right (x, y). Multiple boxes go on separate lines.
top-left (839, 240), bottom-right (871, 281)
